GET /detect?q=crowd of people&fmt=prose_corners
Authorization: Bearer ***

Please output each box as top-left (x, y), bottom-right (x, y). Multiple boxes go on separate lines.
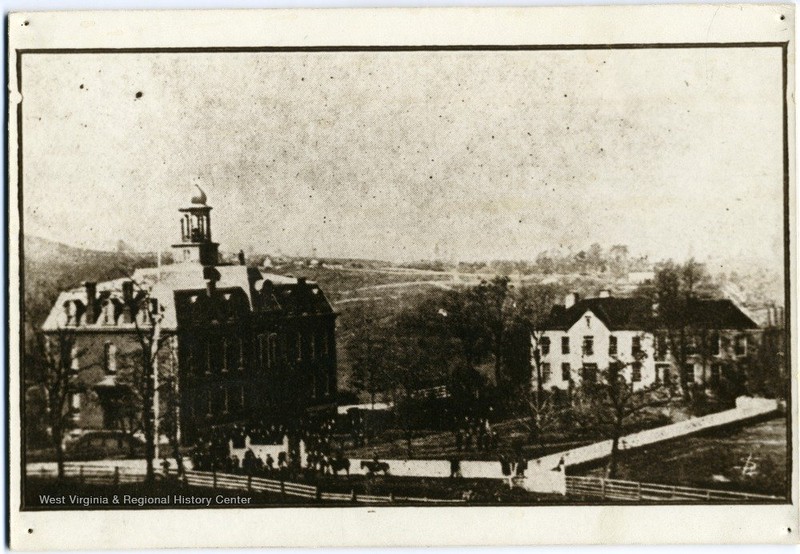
top-left (453, 416), bottom-right (499, 453)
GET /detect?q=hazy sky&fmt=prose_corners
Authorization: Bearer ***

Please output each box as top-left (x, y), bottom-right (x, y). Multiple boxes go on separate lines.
top-left (21, 48), bottom-right (785, 267)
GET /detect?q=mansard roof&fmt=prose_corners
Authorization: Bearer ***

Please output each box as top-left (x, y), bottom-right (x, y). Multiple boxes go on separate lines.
top-left (543, 296), bottom-right (758, 332)
top-left (42, 262), bottom-right (335, 333)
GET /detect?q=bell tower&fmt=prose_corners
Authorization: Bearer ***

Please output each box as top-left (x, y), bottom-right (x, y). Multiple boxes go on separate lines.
top-left (172, 184), bottom-right (219, 266)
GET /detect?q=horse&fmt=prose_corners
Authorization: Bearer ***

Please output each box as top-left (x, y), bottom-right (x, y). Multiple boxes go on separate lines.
top-left (361, 460), bottom-right (390, 475)
top-left (329, 457), bottom-right (351, 476)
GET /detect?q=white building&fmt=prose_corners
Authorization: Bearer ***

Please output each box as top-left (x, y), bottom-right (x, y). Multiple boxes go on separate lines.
top-left (533, 291), bottom-right (759, 392)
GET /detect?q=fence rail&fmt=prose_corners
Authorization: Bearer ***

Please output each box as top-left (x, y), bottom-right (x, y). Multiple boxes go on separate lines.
top-left (27, 464), bottom-right (465, 505)
top-left (565, 475), bottom-right (780, 502)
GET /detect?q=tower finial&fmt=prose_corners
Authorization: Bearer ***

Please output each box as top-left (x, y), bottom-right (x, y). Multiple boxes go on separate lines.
top-left (191, 183), bottom-right (207, 206)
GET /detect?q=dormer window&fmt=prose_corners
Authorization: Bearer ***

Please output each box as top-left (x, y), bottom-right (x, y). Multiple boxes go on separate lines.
top-left (585, 315), bottom-right (591, 328)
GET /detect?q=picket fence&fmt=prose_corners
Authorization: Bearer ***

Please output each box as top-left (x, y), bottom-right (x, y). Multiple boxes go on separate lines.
top-left (28, 464), bottom-right (465, 505)
top-left (565, 475), bottom-right (781, 502)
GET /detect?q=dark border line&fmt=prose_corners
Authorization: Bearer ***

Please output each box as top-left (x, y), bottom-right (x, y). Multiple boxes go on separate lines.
top-left (781, 42), bottom-right (792, 507)
top-left (13, 41), bottom-right (793, 511)
top-left (15, 42), bottom-right (789, 55)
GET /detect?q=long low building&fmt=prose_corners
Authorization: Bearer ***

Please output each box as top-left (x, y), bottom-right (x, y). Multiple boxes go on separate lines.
top-left (41, 185), bottom-right (338, 445)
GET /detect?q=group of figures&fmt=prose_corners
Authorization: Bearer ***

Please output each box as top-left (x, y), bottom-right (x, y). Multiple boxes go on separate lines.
top-left (454, 416), bottom-right (500, 453)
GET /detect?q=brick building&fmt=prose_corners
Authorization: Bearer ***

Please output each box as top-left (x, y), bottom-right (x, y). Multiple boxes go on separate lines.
top-left (41, 186), bottom-right (337, 444)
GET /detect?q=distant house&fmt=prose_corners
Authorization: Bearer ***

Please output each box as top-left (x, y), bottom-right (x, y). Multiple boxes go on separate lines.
top-left (627, 271), bottom-right (655, 284)
top-left (41, 186), bottom-right (338, 445)
top-left (532, 291), bottom-right (760, 392)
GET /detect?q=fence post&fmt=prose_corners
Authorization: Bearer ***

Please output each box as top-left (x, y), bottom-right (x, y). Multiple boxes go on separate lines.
top-left (213, 469), bottom-right (217, 489)
top-left (247, 474), bottom-right (252, 492)
top-left (637, 482), bottom-right (642, 501)
top-left (600, 479), bottom-right (605, 500)
top-left (351, 489), bottom-right (357, 503)
top-left (671, 485), bottom-right (677, 499)
top-left (114, 467), bottom-right (120, 486)
top-left (280, 479), bottom-right (285, 500)
top-left (706, 490), bottom-right (711, 501)
top-left (388, 492), bottom-right (395, 503)
top-left (79, 466), bottom-right (84, 484)
top-left (315, 485), bottom-right (321, 501)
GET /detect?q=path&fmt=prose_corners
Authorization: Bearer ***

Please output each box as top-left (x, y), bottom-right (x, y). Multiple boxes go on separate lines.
top-left (529, 396), bottom-right (779, 471)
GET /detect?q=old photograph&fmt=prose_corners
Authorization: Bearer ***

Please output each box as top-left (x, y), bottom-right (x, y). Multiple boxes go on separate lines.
top-left (7, 5), bottom-right (797, 548)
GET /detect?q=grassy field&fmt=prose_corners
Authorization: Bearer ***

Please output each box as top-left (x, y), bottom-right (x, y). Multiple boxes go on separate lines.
top-left (579, 417), bottom-right (789, 497)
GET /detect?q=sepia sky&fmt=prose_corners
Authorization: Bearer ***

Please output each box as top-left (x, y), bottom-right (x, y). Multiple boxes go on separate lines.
top-left (21, 48), bottom-right (785, 268)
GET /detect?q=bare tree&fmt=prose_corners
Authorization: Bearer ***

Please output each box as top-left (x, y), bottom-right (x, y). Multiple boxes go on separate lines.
top-left (30, 329), bottom-right (87, 478)
top-left (121, 280), bottom-right (170, 482)
top-left (573, 350), bottom-right (674, 479)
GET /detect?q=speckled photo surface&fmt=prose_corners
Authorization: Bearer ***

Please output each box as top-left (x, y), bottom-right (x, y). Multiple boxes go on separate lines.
top-left (7, 5), bottom-right (798, 548)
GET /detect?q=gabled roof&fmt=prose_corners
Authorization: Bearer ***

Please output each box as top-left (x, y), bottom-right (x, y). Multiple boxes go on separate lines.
top-left (685, 298), bottom-right (759, 330)
top-left (544, 297), bottom-right (652, 331)
top-left (543, 296), bottom-right (759, 332)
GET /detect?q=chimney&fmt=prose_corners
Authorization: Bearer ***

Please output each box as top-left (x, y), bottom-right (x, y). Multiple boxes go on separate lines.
top-left (84, 282), bottom-right (97, 324)
top-left (121, 281), bottom-right (134, 324)
top-left (122, 281), bottom-right (134, 305)
top-left (598, 290), bottom-right (611, 298)
top-left (564, 292), bottom-right (579, 308)
top-left (203, 266), bottom-right (220, 297)
top-left (238, 250), bottom-right (246, 265)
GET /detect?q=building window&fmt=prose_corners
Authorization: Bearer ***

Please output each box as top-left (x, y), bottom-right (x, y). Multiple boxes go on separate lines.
top-left (655, 334), bottom-right (668, 361)
top-left (561, 336), bottom-right (570, 354)
top-left (206, 390), bottom-right (213, 416)
top-left (582, 336), bottom-right (594, 356)
top-left (240, 385), bottom-right (246, 409)
top-left (70, 392), bottom-right (81, 412)
top-left (687, 336), bottom-right (698, 356)
top-left (561, 363), bottom-right (571, 381)
top-left (582, 363), bottom-right (598, 383)
top-left (711, 363), bottom-right (721, 384)
top-left (655, 363), bottom-right (671, 384)
top-left (632, 336), bottom-right (641, 356)
top-left (311, 333), bottom-right (317, 360)
top-left (103, 342), bottom-right (117, 373)
top-left (683, 363), bottom-right (695, 384)
top-left (221, 339), bottom-right (228, 373)
top-left (710, 333), bottom-right (720, 356)
top-left (540, 337), bottom-right (550, 356)
top-left (542, 363), bottom-right (551, 382)
top-left (631, 362), bottom-right (642, 382)
top-left (269, 334), bottom-right (277, 369)
top-left (609, 335), bottom-right (618, 356)
top-left (297, 332), bottom-right (303, 361)
top-left (222, 386), bottom-right (230, 413)
top-left (70, 345), bottom-right (80, 374)
top-left (734, 335), bottom-right (747, 357)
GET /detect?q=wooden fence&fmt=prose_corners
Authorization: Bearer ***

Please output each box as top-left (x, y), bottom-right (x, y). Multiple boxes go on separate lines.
top-left (28, 464), bottom-right (464, 505)
top-left (565, 475), bottom-right (781, 502)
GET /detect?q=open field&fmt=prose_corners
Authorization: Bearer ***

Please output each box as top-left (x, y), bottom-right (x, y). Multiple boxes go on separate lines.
top-left (579, 417), bottom-right (788, 497)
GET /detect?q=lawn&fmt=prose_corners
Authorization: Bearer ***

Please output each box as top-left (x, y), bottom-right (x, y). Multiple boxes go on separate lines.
top-left (578, 417), bottom-right (789, 497)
